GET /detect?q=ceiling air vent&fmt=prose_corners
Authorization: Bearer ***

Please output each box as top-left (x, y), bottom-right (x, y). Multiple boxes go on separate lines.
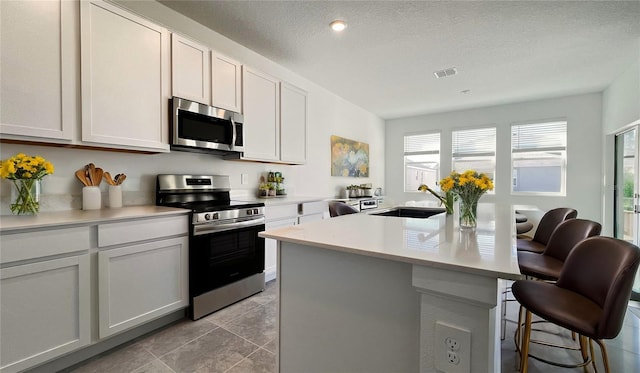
top-left (433, 67), bottom-right (457, 79)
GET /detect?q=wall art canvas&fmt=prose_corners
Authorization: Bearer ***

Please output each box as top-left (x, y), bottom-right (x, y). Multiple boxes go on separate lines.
top-left (331, 135), bottom-right (369, 177)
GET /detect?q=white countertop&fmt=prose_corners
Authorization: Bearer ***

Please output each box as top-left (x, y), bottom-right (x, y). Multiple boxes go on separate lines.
top-left (260, 203), bottom-right (521, 280)
top-left (0, 206), bottom-right (189, 232)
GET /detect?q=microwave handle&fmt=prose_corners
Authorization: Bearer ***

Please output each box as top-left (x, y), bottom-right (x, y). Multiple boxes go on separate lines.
top-left (230, 118), bottom-right (237, 149)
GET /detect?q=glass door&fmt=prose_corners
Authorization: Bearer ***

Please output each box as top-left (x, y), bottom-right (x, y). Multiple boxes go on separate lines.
top-left (614, 127), bottom-right (640, 301)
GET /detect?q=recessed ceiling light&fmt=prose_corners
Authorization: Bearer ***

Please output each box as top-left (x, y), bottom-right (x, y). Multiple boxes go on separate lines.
top-left (461, 89), bottom-right (471, 94)
top-left (330, 20), bottom-right (347, 32)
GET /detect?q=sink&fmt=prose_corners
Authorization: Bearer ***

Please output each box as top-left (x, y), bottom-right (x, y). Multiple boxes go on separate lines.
top-left (369, 207), bottom-right (446, 219)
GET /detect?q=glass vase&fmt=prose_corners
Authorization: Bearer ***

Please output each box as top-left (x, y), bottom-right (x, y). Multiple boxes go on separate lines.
top-left (10, 179), bottom-right (40, 215)
top-left (458, 197), bottom-right (478, 229)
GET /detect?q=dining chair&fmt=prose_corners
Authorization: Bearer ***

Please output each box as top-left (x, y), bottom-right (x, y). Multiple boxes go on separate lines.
top-left (517, 207), bottom-right (577, 254)
top-left (513, 236), bottom-right (640, 373)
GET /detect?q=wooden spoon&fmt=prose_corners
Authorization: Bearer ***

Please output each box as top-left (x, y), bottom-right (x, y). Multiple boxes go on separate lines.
top-left (115, 174), bottom-right (126, 185)
top-left (94, 167), bottom-right (104, 186)
top-left (104, 172), bottom-right (115, 186)
top-left (88, 163), bottom-right (96, 185)
top-left (75, 169), bottom-right (90, 186)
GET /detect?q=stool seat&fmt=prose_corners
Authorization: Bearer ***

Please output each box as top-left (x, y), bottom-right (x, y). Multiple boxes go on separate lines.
top-left (513, 279), bottom-right (602, 338)
top-left (515, 213), bottom-right (528, 223)
top-left (517, 251), bottom-right (563, 280)
top-left (516, 238), bottom-right (545, 253)
top-left (516, 221), bottom-right (534, 235)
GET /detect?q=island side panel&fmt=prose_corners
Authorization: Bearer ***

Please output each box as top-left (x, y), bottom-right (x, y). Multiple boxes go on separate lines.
top-left (412, 265), bottom-right (502, 373)
top-left (278, 241), bottom-right (420, 373)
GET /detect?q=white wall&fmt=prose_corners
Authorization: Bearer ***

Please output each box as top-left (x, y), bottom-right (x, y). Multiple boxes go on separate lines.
top-left (0, 0), bottom-right (384, 213)
top-left (385, 93), bottom-right (604, 223)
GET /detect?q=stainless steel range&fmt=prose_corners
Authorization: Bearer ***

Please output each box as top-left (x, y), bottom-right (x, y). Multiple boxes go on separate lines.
top-left (156, 174), bottom-right (265, 320)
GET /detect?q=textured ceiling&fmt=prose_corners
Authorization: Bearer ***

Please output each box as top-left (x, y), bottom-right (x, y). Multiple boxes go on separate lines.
top-left (159, 0), bottom-right (640, 120)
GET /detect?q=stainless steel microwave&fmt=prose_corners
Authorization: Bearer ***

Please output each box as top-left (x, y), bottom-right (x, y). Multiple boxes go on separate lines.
top-left (171, 97), bottom-right (244, 154)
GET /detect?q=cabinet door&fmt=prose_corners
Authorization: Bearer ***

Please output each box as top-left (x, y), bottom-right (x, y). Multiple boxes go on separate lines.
top-left (0, 0), bottom-right (77, 141)
top-left (280, 82), bottom-right (308, 164)
top-left (264, 218), bottom-right (297, 282)
top-left (0, 255), bottom-right (90, 373)
top-left (212, 52), bottom-right (242, 112)
top-left (242, 66), bottom-right (280, 161)
top-left (98, 237), bottom-right (188, 338)
top-left (171, 34), bottom-right (210, 104)
top-left (81, 0), bottom-right (170, 151)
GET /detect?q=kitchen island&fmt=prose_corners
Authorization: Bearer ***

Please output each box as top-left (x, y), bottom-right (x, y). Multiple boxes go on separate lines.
top-left (260, 203), bottom-right (521, 373)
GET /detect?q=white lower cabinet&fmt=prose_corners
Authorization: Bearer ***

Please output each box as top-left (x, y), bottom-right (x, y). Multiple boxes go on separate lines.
top-left (98, 236), bottom-right (188, 338)
top-left (0, 255), bottom-right (90, 373)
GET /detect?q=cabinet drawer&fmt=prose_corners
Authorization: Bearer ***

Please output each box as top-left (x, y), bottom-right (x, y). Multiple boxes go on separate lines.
top-left (98, 215), bottom-right (188, 247)
top-left (265, 204), bottom-right (298, 221)
top-left (299, 201), bottom-right (327, 216)
top-left (0, 226), bottom-right (91, 265)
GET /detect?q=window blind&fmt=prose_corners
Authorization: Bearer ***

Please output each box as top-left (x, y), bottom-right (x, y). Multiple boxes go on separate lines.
top-left (404, 132), bottom-right (440, 154)
top-left (452, 127), bottom-right (496, 157)
top-left (512, 121), bottom-right (567, 152)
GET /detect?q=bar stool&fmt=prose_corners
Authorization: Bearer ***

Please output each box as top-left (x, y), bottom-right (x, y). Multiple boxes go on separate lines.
top-left (518, 218), bottom-right (602, 281)
top-left (504, 218), bottom-right (600, 341)
top-left (517, 207), bottom-right (577, 254)
top-left (513, 236), bottom-right (640, 373)
top-left (328, 201), bottom-right (358, 217)
top-left (515, 212), bottom-right (534, 235)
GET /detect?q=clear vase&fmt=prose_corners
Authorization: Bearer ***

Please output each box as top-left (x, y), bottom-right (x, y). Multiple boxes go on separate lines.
top-left (10, 179), bottom-right (40, 215)
top-left (458, 197), bottom-right (478, 229)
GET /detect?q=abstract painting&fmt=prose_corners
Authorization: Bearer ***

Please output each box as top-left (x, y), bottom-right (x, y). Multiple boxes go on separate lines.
top-left (331, 135), bottom-right (369, 177)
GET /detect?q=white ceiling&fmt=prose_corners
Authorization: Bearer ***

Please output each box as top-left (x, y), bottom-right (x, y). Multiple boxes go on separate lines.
top-left (158, 0), bottom-right (640, 120)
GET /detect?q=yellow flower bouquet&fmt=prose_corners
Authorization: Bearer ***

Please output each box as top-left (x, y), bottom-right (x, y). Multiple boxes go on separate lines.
top-left (1, 153), bottom-right (55, 214)
top-left (439, 170), bottom-right (494, 228)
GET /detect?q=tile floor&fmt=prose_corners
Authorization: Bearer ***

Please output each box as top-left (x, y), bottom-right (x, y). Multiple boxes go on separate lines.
top-left (66, 279), bottom-right (639, 373)
top-left (65, 281), bottom-right (278, 373)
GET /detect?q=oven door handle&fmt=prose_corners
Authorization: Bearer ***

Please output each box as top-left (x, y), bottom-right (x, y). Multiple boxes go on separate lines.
top-left (193, 217), bottom-right (265, 235)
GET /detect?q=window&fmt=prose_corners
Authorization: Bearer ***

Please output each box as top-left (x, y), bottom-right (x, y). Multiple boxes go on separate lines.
top-left (404, 132), bottom-right (440, 192)
top-left (511, 121), bottom-right (567, 194)
top-left (452, 127), bottom-right (496, 184)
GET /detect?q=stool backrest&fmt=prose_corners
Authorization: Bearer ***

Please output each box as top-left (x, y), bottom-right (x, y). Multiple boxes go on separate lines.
top-left (329, 201), bottom-right (359, 217)
top-left (557, 236), bottom-right (640, 339)
top-left (533, 207), bottom-right (578, 245)
top-left (543, 218), bottom-right (601, 261)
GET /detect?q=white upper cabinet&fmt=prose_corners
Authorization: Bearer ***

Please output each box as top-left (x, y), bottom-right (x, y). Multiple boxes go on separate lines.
top-left (81, 0), bottom-right (170, 151)
top-left (280, 82), bottom-right (308, 164)
top-left (0, 0), bottom-right (77, 141)
top-left (212, 53), bottom-right (242, 113)
top-left (242, 66), bottom-right (280, 161)
top-left (171, 34), bottom-right (210, 104)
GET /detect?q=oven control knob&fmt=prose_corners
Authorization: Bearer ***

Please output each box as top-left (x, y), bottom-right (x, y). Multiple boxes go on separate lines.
top-left (253, 208), bottom-right (259, 215)
top-left (204, 213), bottom-right (211, 221)
top-left (246, 209), bottom-right (253, 215)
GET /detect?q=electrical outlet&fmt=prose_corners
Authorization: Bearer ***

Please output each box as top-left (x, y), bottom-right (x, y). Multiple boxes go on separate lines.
top-left (434, 321), bottom-right (471, 373)
top-left (241, 174), bottom-right (248, 185)
top-left (446, 337), bottom-right (460, 351)
top-left (447, 351), bottom-right (460, 365)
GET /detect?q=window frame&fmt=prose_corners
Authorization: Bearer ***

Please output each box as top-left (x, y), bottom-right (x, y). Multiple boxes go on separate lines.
top-left (403, 131), bottom-right (441, 193)
top-left (510, 119), bottom-right (567, 196)
top-left (451, 126), bottom-right (497, 194)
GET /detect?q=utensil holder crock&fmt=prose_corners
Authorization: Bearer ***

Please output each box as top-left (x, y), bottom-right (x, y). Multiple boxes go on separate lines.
top-left (108, 185), bottom-right (122, 208)
top-left (82, 186), bottom-right (101, 210)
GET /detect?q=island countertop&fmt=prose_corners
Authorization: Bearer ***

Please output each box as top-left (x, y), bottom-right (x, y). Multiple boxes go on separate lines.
top-left (260, 202), bottom-right (521, 280)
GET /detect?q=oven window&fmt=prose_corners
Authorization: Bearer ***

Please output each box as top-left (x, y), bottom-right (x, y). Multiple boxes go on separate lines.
top-left (179, 110), bottom-right (232, 144)
top-left (190, 224), bottom-right (265, 296)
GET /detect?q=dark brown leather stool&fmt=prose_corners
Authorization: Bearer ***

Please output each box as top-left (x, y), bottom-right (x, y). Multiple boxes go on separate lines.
top-left (518, 218), bottom-right (601, 281)
top-left (328, 201), bottom-right (358, 217)
top-left (513, 236), bottom-right (640, 373)
top-left (517, 207), bottom-right (577, 254)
